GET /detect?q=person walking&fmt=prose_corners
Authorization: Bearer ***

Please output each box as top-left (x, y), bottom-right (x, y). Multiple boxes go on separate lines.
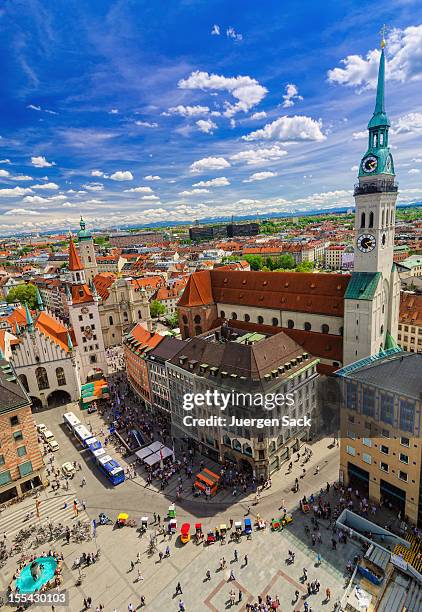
top-left (244, 554), bottom-right (248, 566)
top-left (206, 569), bottom-right (211, 581)
top-left (229, 569), bottom-right (235, 581)
top-left (326, 587), bottom-right (331, 601)
top-left (303, 567), bottom-right (308, 580)
top-left (178, 601), bottom-right (185, 611)
top-left (175, 581), bottom-right (183, 595)
top-left (130, 560), bottom-right (135, 571)
top-left (233, 549), bottom-right (238, 562)
top-left (137, 552), bottom-right (141, 564)
top-left (238, 590), bottom-right (243, 603)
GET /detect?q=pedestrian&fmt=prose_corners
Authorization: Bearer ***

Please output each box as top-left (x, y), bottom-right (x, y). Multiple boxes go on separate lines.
top-left (128, 604), bottom-right (134, 612)
top-left (316, 552), bottom-right (321, 566)
top-left (326, 587), bottom-right (331, 601)
top-left (159, 551), bottom-right (163, 562)
top-left (178, 600), bottom-right (185, 611)
top-left (294, 590), bottom-right (299, 602)
top-left (238, 590), bottom-right (243, 602)
top-left (175, 581), bottom-right (183, 594)
top-left (83, 598), bottom-right (88, 610)
top-left (229, 518), bottom-right (233, 529)
top-left (229, 569), bottom-right (235, 581)
top-left (234, 549), bottom-right (238, 562)
top-left (137, 568), bottom-right (144, 581)
top-left (153, 512), bottom-right (157, 523)
top-left (137, 552), bottom-right (141, 564)
top-left (165, 545), bottom-right (170, 557)
top-left (244, 554), bottom-right (248, 565)
top-left (130, 560), bottom-right (135, 571)
top-left (87, 597), bottom-right (92, 609)
top-left (206, 569), bottom-right (211, 581)
top-left (303, 567), bottom-right (308, 580)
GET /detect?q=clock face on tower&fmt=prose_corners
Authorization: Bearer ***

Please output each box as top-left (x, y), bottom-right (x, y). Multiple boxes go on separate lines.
top-left (361, 155), bottom-right (378, 174)
top-left (357, 234), bottom-right (376, 253)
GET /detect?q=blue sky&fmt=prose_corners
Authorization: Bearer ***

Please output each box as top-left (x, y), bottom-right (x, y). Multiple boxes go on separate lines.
top-left (0, 0), bottom-right (421, 235)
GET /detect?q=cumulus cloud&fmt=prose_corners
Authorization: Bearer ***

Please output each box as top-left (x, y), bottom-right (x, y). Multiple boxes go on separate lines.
top-left (327, 25), bottom-right (422, 90)
top-left (144, 175), bottom-right (161, 181)
top-left (211, 24), bottom-right (220, 36)
top-left (250, 111), bottom-right (267, 120)
top-left (243, 171), bottom-right (278, 183)
top-left (23, 195), bottom-right (66, 204)
top-left (31, 155), bottom-right (55, 168)
top-left (82, 183), bottom-right (104, 191)
top-left (30, 182), bottom-right (59, 190)
top-left (196, 119), bottom-right (217, 133)
top-left (110, 171), bottom-right (134, 181)
top-left (230, 145), bottom-right (287, 166)
top-left (62, 202), bottom-right (77, 207)
top-left (192, 177), bottom-right (230, 187)
top-left (135, 121), bottom-right (158, 128)
top-left (163, 105), bottom-right (210, 117)
top-left (0, 187), bottom-right (33, 197)
top-left (178, 71), bottom-right (267, 117)
top-left (179, 189), bottom-right (210, 196)
top-left (13, 175), bottom-right (33, 181)
top-left (394, 112), bottom-right (422, 134)
top-left (408, 168), bottom-right (420, 174)
top-left (190, 156), bottom-right (231, 173)
top-left (124, 186), bottom-right (153, 193)
top-left (282, 83), bottom-right (303, 108)
top-left (4, 208), bottom-right (39, 216)
top-left (91, 170), bottom-right (104, 177)
top-left (226, 27), bottom-right (243, 42)
top-left (0, 169), bottom-right (10, 177)
top-left (140, 195), bottom-right (160, 200)
top-left (109, 109), bottom-right (119, 114)
top-left (243, 115), bottom-right (326, 142)
top-left (0, 159), bottom-right (11, 164)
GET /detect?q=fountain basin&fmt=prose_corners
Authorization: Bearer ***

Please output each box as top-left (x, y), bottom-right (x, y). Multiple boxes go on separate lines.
top-left (15, 556), bottom-right (58, 593)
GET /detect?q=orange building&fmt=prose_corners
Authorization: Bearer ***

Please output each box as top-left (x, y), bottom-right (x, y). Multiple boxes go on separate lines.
top-left (123, 324), bottom-right (164, 406)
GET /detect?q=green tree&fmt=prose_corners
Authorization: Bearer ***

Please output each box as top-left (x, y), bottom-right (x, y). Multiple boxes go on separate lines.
top-left (150, 299), bottom-right (165, 318)
top-left (296, 261), bottom-right (314, 272)
top-left (7, 283), bottom-right (37, 309)
top-left (244, 254), bottom-right (263, 270)
top-left (278, 254), bottom-right (295, 269)
top-left (166, 312), bottom-right (180, 328)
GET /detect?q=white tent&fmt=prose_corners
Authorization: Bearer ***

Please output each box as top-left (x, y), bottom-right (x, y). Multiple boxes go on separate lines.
top-left (135, 447), bottom-right (154, 461)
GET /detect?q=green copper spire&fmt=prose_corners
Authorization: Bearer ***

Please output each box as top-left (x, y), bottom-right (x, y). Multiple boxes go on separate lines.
top-left (368, 47), bottom-right (390, 129)
top-left (15, 321), bottom-right (21, 335)
top-left (36, 287), bottom-right (44, 311)
top-left (67, 332), bottom-right (73, 351)
top-left (24, 302), bottom-right (34, 332)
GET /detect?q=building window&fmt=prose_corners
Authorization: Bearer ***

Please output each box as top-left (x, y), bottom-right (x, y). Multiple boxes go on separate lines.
top-left (321, 324), bottom-right (329, 334)
top-left (272, 317), bottom-right (279, 326)
top-left (257, 316), bottom-right (264, 324)
top-left (10, 415), bottom-right (19, 427)
top-left (244, 314), bottom-right (250, 322)
top-left (398, 471), bottom-right (408, 482)
top-left (362, 453), bottom-right (372, 464)
top-left (399, 399), bottom-right (415, 433)
top-left (362, 438), bottom-right (372, 447)
top-left (400, 437), bottom-right (410, 447)
top-left (0, 455), bottom-right (4, 466)
top-left (0, 471), bottom-right (12, 486)
top-left (89, 313), bottom-right (93, 320)
top-left (361, 212), bottom-right (366, 228)
top-left (194, 326), bottom-right (202, 335)
top-left (35, 367), bottom-right (50, 391)
top-left (90, 355), bottom-right (97, 364)
top-left (109, 315), bottom-right (114, 325)
top-left (380, 394), bottom-right (394, 425)
top-left (346, 445), bottom-right (356, 456)
top-left (220, 311), bottom-right (225, 319)
top-left (347, 431), bottom-right (356, 440)
top-left (18, 374), bottom-right (29, 392)
top-left (194, 315), bottom-right (201, 324)
top-left (304, 322), bottom-right (311, 331)
top-left (56, 367), bottom-right (66, 387)
top-left (382, 429), bottom-right (390, 438)
top-left (399, 453), bottom-right (409, 464)
top-left (258, 450), bottom-right (265, 460)
top-left (362, 388), bottom-right (375, 418)
top-left (346, 381), bottom-right (357, 411)
top-left (13, 431), bottom-right (23, 441)
top-left (369, 211), bottom-right (374, 228)
top-left (17, 446), bottom-right (27, 457)
top-left (123, 311), bottom-right (128, 322)
top-left (231, 312), bottom-right (237, 320)
top-left (182, 314), bottom-right (188, 324)
top-left (287, 319), bottom-right (294, 329)
top-left (18, 461), bottom-right (33, 478)
top-left (380, 445), bottom-right (389, 455)
top-left (380, 462), bottom-right (389, 472)
top-left (78, 315), bottom-right (83, 321)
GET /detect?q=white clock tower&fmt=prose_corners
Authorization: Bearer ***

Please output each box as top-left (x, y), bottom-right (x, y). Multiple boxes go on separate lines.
top-left (343, 38), bottom-right (400, 365)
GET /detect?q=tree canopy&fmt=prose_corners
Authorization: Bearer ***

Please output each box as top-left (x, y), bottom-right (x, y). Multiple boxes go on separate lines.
top-left (6, 283), bottom-right (38, 309)
top-left (150, 299), bottom-right (165, 318)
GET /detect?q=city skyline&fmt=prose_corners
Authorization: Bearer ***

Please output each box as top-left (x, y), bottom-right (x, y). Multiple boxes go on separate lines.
top-left (0, 1), bottom-right (421, 235)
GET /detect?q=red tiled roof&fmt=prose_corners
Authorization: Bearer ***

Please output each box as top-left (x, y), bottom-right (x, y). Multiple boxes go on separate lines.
top-left (93, 273), bottom-right (116, 301)
top-left (400, 292), bottom-right (422, 326)
top-left (68, 238), bottom-right (84, 271)
top-left (178, 270), bottom-right (214, 307)
top-left (71, 284), bottom-right (93, 304)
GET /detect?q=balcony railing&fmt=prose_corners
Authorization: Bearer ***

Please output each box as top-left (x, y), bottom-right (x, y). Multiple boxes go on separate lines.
top-left (354, 181), bottom-right (398, 196)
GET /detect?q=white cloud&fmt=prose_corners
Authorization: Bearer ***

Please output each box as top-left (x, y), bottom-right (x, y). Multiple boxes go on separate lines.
top-left (178, 71), bottom-right (267, 117)
top-left (243, 171), bottom-right (278, 183)
top-left (91, 170), bottom-right (104, 177)
top-left (135, 120), bottom-right (158, 128)
top-left (124, 186), bottom-right (153, 193)
top-left (250, 111), bottom-right (267, 120)
top-left (190, 156), bottom-right (231, 173)
top-left (211, 24), bottom-right (220, 36)
top-left (0, 187), bottom-right (33, 197)
top-left (163, 105), bottom-right (210, 117)
top-left (282, 83), bottom-right (303, 108)
top-left (3, 208), bottom-right (39, 216)
top-left (226, 27), bottom-right (243, 42)
top-left (408, 168), bottom-right (420, 174)
top-left (82, 183), bottom-right (104, 191)
top-left (192, 177), bottom-right (230, 187)
top-left (144, 175), bottom-right (161, 181)
top-left (141, 195), bottom-right (160, 201)
top-left (179, 189), bottom-right (210, 196)
top-left (196, 119), bottom-right (217, 133)
top-left (110, 171), bottom-right (134, 181)
top-left (109, 109), bottom-right (119, 114)
top-left (30, 182), bottom-right (59, 190)
top-left (13, 175), bottom-right (33, 181)
top-left (352, 130), bottom-right (367, 139)
top-left (0, 169), bottom-right (10, 177)
top-left (327, 25), bottom-right (422, 90)
top-left (351, 165), bottom-right (359, 172)
top-left (394, 112), bottom-right (422, 134)
top-left (243, 115), bottom-right (326, 142)
top-left (230, 145), bottom-right (288, 166)
top-left (27, 104), bottom-right (42, 111)
top-left (31, 155), bottom-right (55, 168)
top-left (0, 159), bottom-right (11, 164)
top-left (23, 195), bottom-right (66, 204)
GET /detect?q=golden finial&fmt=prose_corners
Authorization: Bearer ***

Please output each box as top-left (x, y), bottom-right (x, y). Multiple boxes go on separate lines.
top-left (380, 24), bottom-right (388, 49)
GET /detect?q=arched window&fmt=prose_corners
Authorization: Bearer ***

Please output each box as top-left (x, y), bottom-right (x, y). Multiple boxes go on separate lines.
top-left (183, 326), bottom-right (189, 337)
top-left (231, 312), bottom-right (237, 320)
top-left (194, 314), bottom-right (201, 324)
top-left (369, 211), bottom-right (374, 228)
top-left (304, 322), bottom-right (311, 331)
top-left (88, 256), bottom-right (92, 263)
top-left (56, 367), bottom-right (66, 387)
top-left (257, 315), bottom-right (264, 324)
top-left (182, 314), bottom-right (188, 324)
top-left (385, 209), bottom-right (389, 226)
top-left (272, 317), bottom-right (279, 326)
top-left (220, 310), bottom-right (225, 319)
top-left (194, 325), bottom-right (202, 335)
top-left (123, 311), bottom-right (128, 322)
top-left (321, 324), bottom-right (329, 334)
top-left (223, 435), bottom-right (231, 447)
top-left (287, 319), bottom-right (294, 329)
top-left (19, 374), bottom-right (29, 392)
top-left (138, 310), bottom-right (142, 319)
top-left (36, 367), bottom-right (49, 391)
top-left (232, 439), bottom-right (241, 452)
top-left (361, 212), bottom-right (366, 228)
top-left (381, 210), bottom-right (385, 227)
top-left (109, 315), bottom-right (113, 325)
top-left (244, 314), bottom-right (250, 322)
top-left (243, 444), bottom-right (253, 456)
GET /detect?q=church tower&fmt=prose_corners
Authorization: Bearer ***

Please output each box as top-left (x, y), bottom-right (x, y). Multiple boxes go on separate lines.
top-left (77, 217), bottom-right (98, 283)
top-left (66, 237), bottom-right (108, 383)
top-left (343, 36), bottom-right (400, 365)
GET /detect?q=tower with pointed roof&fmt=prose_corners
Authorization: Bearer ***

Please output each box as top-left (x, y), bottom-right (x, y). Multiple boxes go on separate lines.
top-left (343, 34), bottom-right (400, 365)
top-left (67, 236), bottom-right (108, 383)
top-left (77, 217), bottom-right (98, 283)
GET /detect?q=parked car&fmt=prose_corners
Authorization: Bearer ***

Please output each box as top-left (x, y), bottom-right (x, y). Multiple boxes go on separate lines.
top-left (42, 430), bottom-right (55, 442)
top-left (47, 439), bottom-right (60, 452)
top-left (37, 424), bottom-right (47, 433)
top-left (61, 462), bottom-right (74, 477)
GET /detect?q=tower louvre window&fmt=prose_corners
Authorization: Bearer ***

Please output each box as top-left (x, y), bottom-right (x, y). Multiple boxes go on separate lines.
top-left (369, 212), bottom-right (374, 228)
top-left (361, 212), bottom-right (365, 228)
